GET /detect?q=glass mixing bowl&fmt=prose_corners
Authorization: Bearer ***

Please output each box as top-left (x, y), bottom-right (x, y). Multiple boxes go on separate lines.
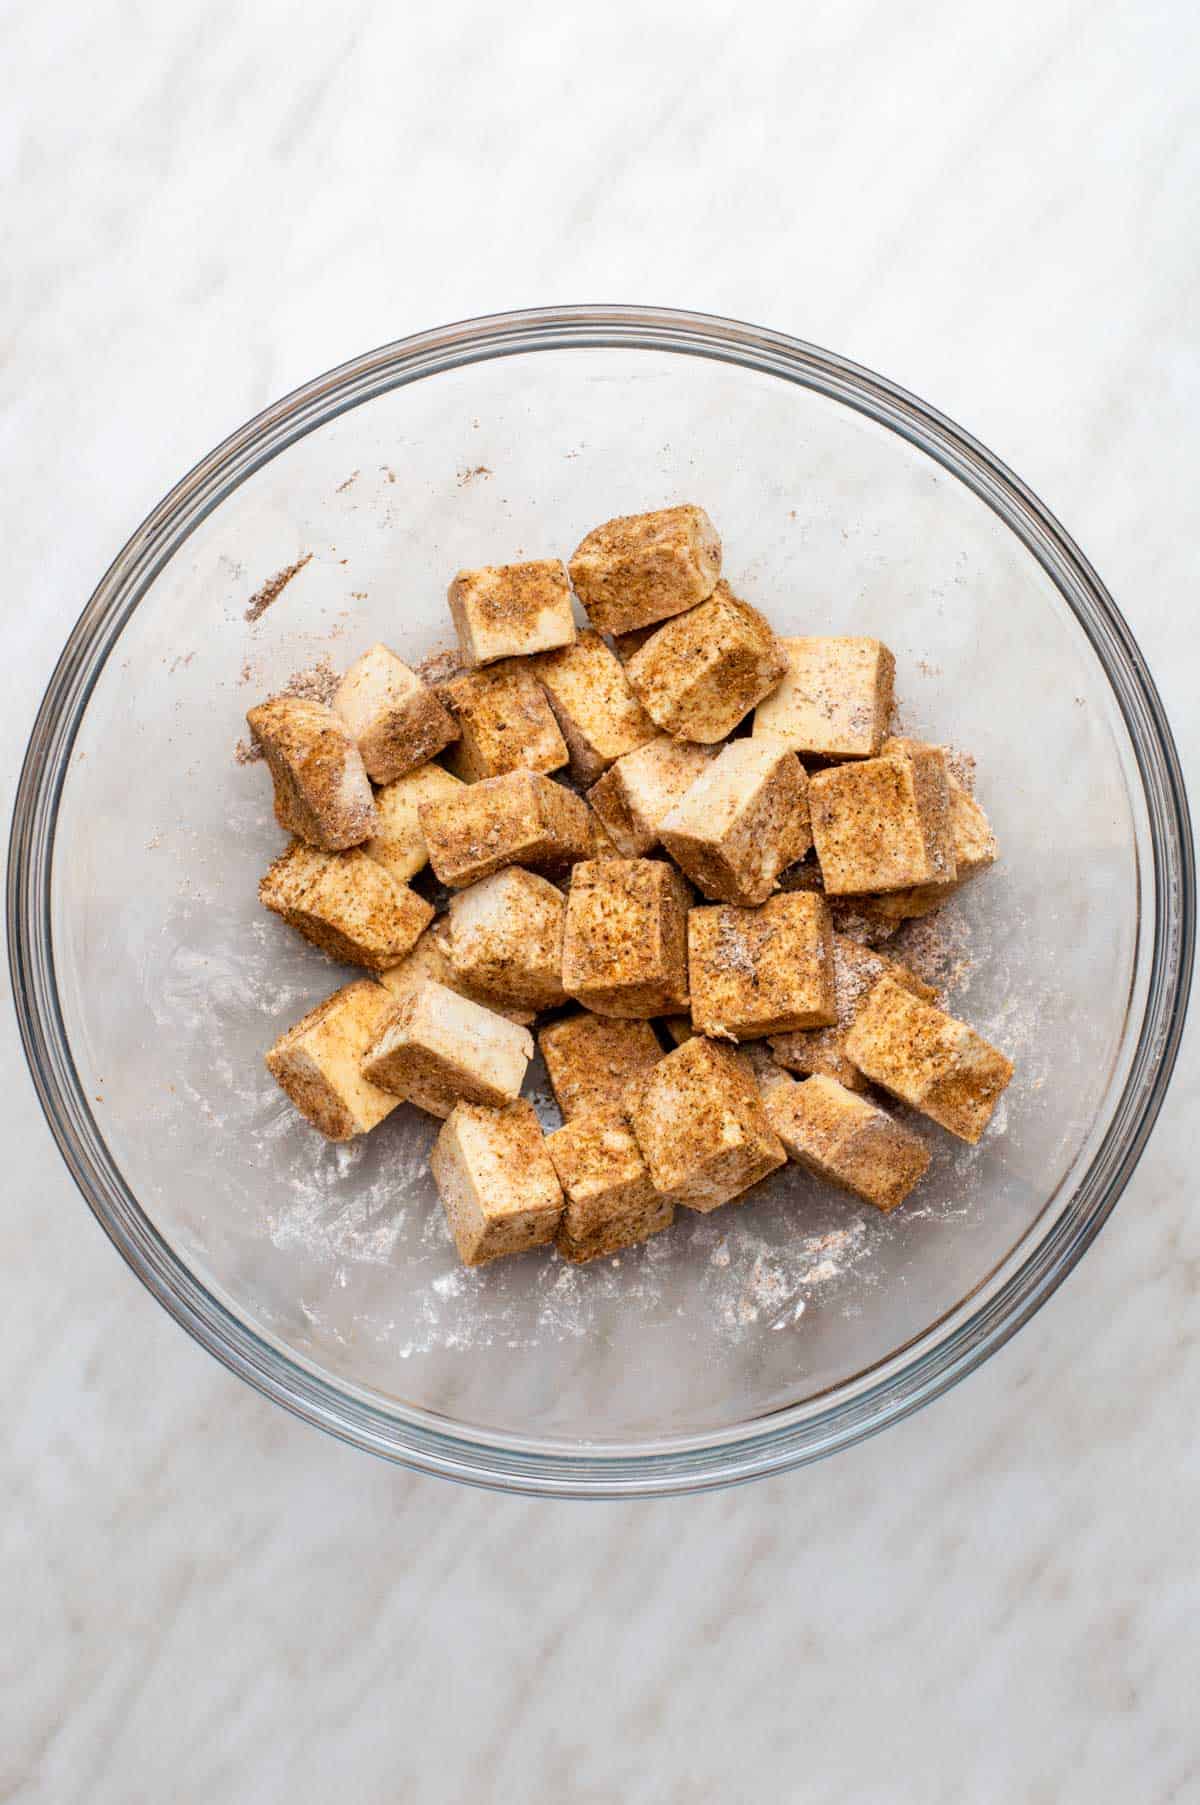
top-left (8, 307), bottom-right (1193, 1496)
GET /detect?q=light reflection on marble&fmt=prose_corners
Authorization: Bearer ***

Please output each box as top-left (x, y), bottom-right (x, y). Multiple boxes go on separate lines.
top-left (3, 1), bottom-right (1198, 1800)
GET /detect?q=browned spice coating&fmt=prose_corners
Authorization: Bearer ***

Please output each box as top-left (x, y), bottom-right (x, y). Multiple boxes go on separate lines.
top-left (538, 1011), bottom-right (664, 1121)
top-left (246, 695), bottom-right (377, 850)
top-left (629, 1036), bottom-right (786, 1212)
top-left (547, 1107), bottom-right (675, 1262)
top-left (763, 1073), bottom-right (931, 1212)
top-left (419, 769), bottom-right (591, 888)
top-left (688, 892), bottom-right (837, 1040)
top-left (260, 841), bottom-right (433, 970)
top-left (440, 662), bottom-right (569, 780)
top-left (562, 858), bottom-right (690, 1017)
top-left (626, 582), bottom-right (787, 743)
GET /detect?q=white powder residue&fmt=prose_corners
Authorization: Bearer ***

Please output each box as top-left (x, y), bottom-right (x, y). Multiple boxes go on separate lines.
top-left (687, 1214), bottom-right (874, 1342)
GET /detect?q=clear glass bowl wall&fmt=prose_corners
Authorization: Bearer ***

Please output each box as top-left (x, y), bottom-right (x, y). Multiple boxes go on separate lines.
top-left (9, 309), bottom-right (1192, 1495)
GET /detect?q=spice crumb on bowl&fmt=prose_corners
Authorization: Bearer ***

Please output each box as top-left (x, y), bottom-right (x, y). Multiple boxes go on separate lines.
top-left (243, 552), bottom-right (313, 623)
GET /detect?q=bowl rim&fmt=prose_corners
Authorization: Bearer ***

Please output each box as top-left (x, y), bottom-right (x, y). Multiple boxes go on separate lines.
top-left (7, 303), bottom-right (1194, 1497)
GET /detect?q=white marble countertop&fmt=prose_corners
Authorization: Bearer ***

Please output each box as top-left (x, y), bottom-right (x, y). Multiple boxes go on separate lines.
top-left (4, 3), bottom-right (1198, 1799)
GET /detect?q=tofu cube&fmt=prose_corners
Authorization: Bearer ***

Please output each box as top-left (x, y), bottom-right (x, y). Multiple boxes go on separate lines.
top-left (661, 1015), bottom-right (696, 1046)
top-left (770, 933), bottom-right (936, 1089)
top-left (545, 1107), bottom-right (674, 1262)
top-left (629, 1036), bottom-right (786, 1212)
top-left (537, 1011), bottom-right (664, 1121)
top-left (763, 1073), bottom-right (931, 1213)
top-left (419, 769), bottom-right (591, 888)
top-left (265, 979), bottom-right (399, 1141)
top-left (448, 559), bottom-right (576, 666)
top-left (659, 735), bottom-right (812, 906)
top-left (361, 978), bottom-right (533, 1116)
top-left (246, 696), bottom-right (377, 850)
top-left (568, 504), bottom-right (721, 636)
top-left (943, 776), bottom-right (998, 881)
top-left (845, 775), bottom-right (998, 924)
top-left (753, 637), bottom-right (895, 758)
top-left (687, 892), bottom-right (837, 1040)
top-left (364, 763), bottom-right (464, 884)
top-left (379, 922), bottom-right (535, 1026)
top-left (259, 841), bottom-right (433, 971)
top-left (530, 630), bottom-right (656, 782)
top-left (446, 867), bottom-right (567, 1011)
top-left (586, 736), bottom-right (716, 856)
top-left (562, 858), bottom-right (690, 1018)
top-left (809, 744), bottom-right (955, 895)
top-left (431, 1100), bottom-right (564, 1266)
top-left (331, 644), bottom-right (458, 784)
top-left (626, 582), bottom-right (788, 742)
top-left (439, 662), bottom-right (568, 781)
top-left (843, 978), bottom-right (1014, 1143)
top-left (879, 736), bottom-right (958, 867)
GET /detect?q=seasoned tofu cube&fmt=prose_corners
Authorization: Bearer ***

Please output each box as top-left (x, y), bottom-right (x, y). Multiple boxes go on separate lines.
top-left (753, 637), bottom-right (894, 759)
top-left (530, 630), bottom-right (656, 781)
top-left (331, 643), bottom-right (458, 784)
top-left (844, 775), bottom-right (998, 924)
top-left (659, 735), bottom-right (812, 906)
top-left (943, 775), bottom-right (997, 880)
top-left (246, 696), bottom-right (377, 850)
top-left (265, 979), bottom-right (399, 1141)
top-left (537, 1011), bottom-right (664, 1121)
top-left (448, 559), bottom-right (576, 666)
top-left (809, 744), bottom-right (955, 895)
top-left (562, 858), bottom-right (690, 1018)
top-left (629, 1036), bottom-right (785, 1212)
top-left (763, 1072), bottom-right (931, 1213)
top-left (770, 933), bottom-right (936, 1090)
top-left (431, 1100), bottom-right (564, 1266)
top-left (379, 922), bottom-right (535, 1026)
top-left (361, 978), bottom-right (533, 1116)
top-left (586, 736), bottom-right (715, 856)
top-left (626, 582), bottom-right (787, 742)
top-left (446, 867), bottom-right (567, 1011)
top-left (364, 763), bottom-right (464, 884)
top-left (843, 978), bottom-right (1014, 1143)
top-left (879, 738), bottom-right (960, 872)
top-left (661, 1015), bottom-right (696, 1045)
top-left (259, 841), bottom-right (433, 971)
top-left (545, 1107), bottom-right (674, 1263)
top-left (687, 892), bottom-right (837, 1040)
top-left (568, 504), bottom-right (721, 636)
top-left (440, 662), bottom-right (568, 781)
top-left (419, 769), bottom-right (591, 888)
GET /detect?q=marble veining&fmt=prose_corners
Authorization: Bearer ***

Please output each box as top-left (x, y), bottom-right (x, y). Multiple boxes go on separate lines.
top-left (3, 1), bottom-right (1198, 1799)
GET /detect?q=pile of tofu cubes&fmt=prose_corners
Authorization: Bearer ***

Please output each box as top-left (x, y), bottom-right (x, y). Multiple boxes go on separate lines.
top-left (249, 505), bottom-right (1013, 1270)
